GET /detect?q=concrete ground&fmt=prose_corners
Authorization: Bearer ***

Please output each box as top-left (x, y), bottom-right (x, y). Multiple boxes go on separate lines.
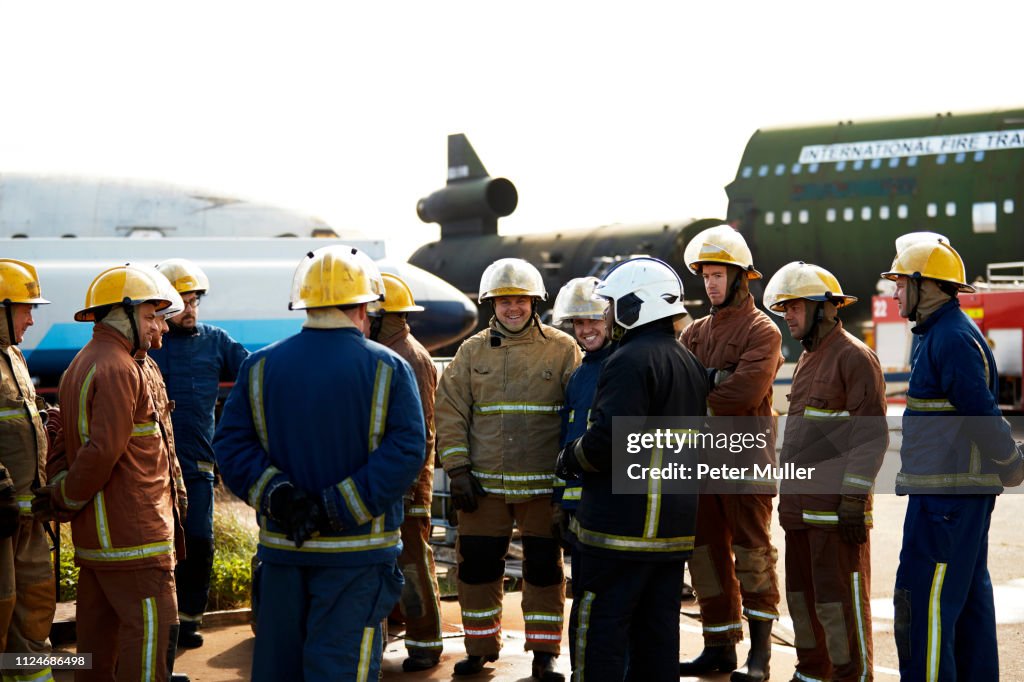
top-left (49, 492), bottom-right (1024, 681)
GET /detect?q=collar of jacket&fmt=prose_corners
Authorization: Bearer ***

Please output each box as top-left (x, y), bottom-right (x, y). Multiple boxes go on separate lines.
top-left (710, 291), bottom-right (754, 320)
top-left (168, 322), bottom-right (201, 337)
top-left (488, 314), bottom-right (543, 346)
top-left (619, 317), bottom-right (675, 347)
top-left (93, 322), bottom-right (135, 354)
top-left (802, 318), bottom-right (843, 353)
top-left (582, 342), bottom-right (614, 364)
top-left (911, 297), bottom-right (960, 336)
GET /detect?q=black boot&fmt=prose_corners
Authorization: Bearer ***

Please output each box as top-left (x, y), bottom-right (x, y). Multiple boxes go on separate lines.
top-left (679, 644), bottom-right (737, 675)
top-left (532, 651), bottom-right (565, 681)
top-left (177, 621), bottom-right (204, 649)
top-left (453, 653), bottom-right (498, 676)
top-left (401, 651), bottom-right (440, 672)
top-left (730, 620), bottom-right (772, 682)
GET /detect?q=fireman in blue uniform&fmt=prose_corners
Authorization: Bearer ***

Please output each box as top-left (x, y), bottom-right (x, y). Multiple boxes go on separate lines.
top-left (882, 236), bottom-right (1023, 681)
top-left (214, 245), bottom-right (426, 682)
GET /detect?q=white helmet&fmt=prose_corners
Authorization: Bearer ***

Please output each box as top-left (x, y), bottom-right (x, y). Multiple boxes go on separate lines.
top-left (478, 258), bottom-right (547, 302)
top-left (595, 257), bottom-right (687, 329)
top-left (151, 268), bottom-right (186, 318)
top-left (552, 277), bottom-right (607, 325)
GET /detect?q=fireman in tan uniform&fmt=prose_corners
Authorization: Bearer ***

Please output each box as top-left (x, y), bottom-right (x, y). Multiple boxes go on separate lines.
top-left (368, 273), bottom-right (443, 673)
top-left (763, 262), bottom-right (887, 682)
top-left (36, 265), bottom-right (179, 682)
top-left (0, 259), bottom-right (56, 682)
top-left (679, 226), bottom-right (782, 682)
top-left (436, 258), bottom-right (580, 680)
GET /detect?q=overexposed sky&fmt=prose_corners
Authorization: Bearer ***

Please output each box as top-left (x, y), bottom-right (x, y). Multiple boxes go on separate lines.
top-left (1, 1), bottom-right (1020, 260)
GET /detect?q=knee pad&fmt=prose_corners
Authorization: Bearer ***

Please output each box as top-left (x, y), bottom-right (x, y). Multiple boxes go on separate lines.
top-left (522, 536), bottom-right (563, 587)
top-left (458, 536), bottom-right (509, 584)
top-left (733, 545), bottom-right (777, 594)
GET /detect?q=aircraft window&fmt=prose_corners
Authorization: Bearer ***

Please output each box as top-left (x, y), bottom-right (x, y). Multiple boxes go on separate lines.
top-left (927, 203), bottom-right (938, 217)
top-left (955, 152), bottom-right (966, 164)
top-left (791, 163), bottom-right (802, 175)
top-left (782, 210), bottom-right (792, 224)
top-left (974, 151), bottom-right (986, 162)
top-left (908, 156), bottom-right (918, 167)
top-left (826, 208), bottom-right (837, 222)
top-left (945, 202), bottom-right (956, 217)
top-left (808, 163), bottom-right (819, 174)
top-left (897, 204), bottom-right (909, 219)
top-left (1004, 199), bottom-right (1015, 214)
top-left (742, 166), bottom-right (753, 178)
top-left (936, 154), bottom-right (947, 165)
top-left (973, 202), bottom-right (997, 233)
top-left (871, 158), bottom-right (882, 169)
top-left (853, 160), bottom-right (864, 171)
top-left (889, 158), bottom-right (900, 168)
top-left (758, 165), bottom-right (769, 177)
top-left (836, 161), bottom-right (847, 171)
top-left (798, 209), bottom-right (809, 224)
top-left (775, 164), bottom-right (786, 176)
top-left (843, 207), bottom-right (854, 222)
top-left (879, 205), bottom-right (891, 220)
top-left (765, 211), bottom-right (776, 225)
top-left (861, 206), bottom-right (872, 220)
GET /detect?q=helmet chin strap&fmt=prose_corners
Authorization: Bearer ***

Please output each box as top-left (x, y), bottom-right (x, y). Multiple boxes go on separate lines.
top-left (906, 277), bottom-right (922, 322)
top-left (2, 302), bottom-right (14, 346)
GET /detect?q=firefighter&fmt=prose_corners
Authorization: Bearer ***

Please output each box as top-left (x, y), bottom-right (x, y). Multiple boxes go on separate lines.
top-left (435, 258), bottom-right (580, 680)
top-left (149, 259), bottom-right (248, 650)
top-left (678, 225), bottom-right (782, 682)
top-left (35, 265), bottom-right (179, 682)
top-left (550, 278), bottom-right (611, 561)
top-left (763, 261), bottom-right (888, 682)
top-left (367, 272), bottom-right (443, 673)
top-left (0, 259), bottom-right (56, 682)
top-left (556, 256), bottom-right (707, 680)
top-left (881, 236), bottom-right (1024, 680)
top-left (214, 245), bottom-right (425, 681)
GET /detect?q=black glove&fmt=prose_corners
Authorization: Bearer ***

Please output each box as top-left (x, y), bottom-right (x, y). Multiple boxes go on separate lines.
top-left (448, 466), bottom-right (486, 513)
top-left (268, 483), bottom-right (323, 548)
top-left (0, 468), bottom-right (18, 539)
top-left (551, 504), bottom-right (572, 550)
top-left (555, 439), bottom-right (582, 481)
top-left (837, 495), bottom-right (868, 545)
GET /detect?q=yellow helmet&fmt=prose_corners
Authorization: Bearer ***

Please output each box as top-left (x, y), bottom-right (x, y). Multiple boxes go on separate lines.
top-left (478, 258), bottom-right (547, 302)
top-left (289, 245), bottom-right (385, 311)
top-left (0, 259), bottom-right (50, 306)
top-left (552, 277), bottom-right (607, 324)
top-left (881, 236), bottom-right (975, 292)
top-left (75, 265), bottom-right (173, 321)
top-left (763, 261), bottom-right (857, 317)
top-left (156, 258), bottom-right (210, 294)
top-left (683, 225), bottom-right (762, 279)
top-left (369, 273), bottom-right (424, 316)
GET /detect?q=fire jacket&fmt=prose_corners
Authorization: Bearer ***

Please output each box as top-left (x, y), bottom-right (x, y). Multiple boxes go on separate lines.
top-left (680, 295), bottom-right (782, 494)
top-left (56, 325), bottom-right (176, 570)
top-left (0, 343), bottom-right (48, 517)
top-left (379, 323), bottom-right (438, 510)
top-left (554, 343), bottom-right (613, 511)
top-left (214, 326), bottom-right (426, 567)
top-left (149, 322), bottom-right (248, 479)
top-left (435, 316), bottom-right (581, 501)
top-left (570, 319), bottom-right (709, 561)
top-left (898, 298), bottom-right (1020, 494)
top-left (778, 322), bottom-right (888, 530)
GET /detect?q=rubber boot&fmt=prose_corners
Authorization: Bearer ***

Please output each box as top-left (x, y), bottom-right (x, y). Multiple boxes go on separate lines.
top-left (177, 621), bottom-right (204, 649)
top-left (730, 620), bottom-right (772, 682)
top-left (532, 651), bottom-right (565, 681)
top-left (679, 645), bottom-right (737, 675)
top-left (166, 624), bottom-right (191, 681)
top-left (453, 653), bottom-right (498, 676)
top-left (402, 651), bottom-right (441, 672)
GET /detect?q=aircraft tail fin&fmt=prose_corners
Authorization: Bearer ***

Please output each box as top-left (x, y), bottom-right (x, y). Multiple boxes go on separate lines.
top-left (447, 133), bottom-right (489, 183)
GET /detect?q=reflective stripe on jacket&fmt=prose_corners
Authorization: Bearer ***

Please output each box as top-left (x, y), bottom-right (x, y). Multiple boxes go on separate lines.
top-left (0, 343), bottom-right (47, 499)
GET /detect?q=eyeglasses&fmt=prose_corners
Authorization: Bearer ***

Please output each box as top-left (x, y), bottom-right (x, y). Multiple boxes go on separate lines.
top-left (182, 295), bottom-right (202, 310)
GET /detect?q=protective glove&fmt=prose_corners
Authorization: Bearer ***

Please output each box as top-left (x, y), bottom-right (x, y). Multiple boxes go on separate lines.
top-left (555, 439), bottom-right (582, 481)
top-left (999, 444), bottom-right (1024, 488)
top-left (551, 504), bottom-right (572, 550)
top-left (31, 484), bottom-right (76, 524)
top-left (837, 495), bottom-right (868, 545)
top-left (268, 483), bottom-right (323, 548)
top-left (448, 466), bottom-right (487, 513)
top-left (0, 467), bottom-right (17, 539)
top-left (708, 367), bottom-right (734, 388)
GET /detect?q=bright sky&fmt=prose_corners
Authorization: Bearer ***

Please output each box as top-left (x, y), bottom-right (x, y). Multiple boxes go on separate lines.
top-left (1, 1), bottom-right (1019, 261)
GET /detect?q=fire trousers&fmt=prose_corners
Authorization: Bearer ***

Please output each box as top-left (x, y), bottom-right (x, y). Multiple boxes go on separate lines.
top-left (784, 528), bottom-right (872, 682)
top-left (894, 495), bottom-right (997, 682)
top-left (688, 493), bottom-right (780, 644)
top-left (75, 567), bottom-right (177, 682)
top-left (397, 511), bottom-right (443, 659)
top-left (456, 495), bottom-right (564, 656)
top-left (0, 516), bottom-right (56, 681)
